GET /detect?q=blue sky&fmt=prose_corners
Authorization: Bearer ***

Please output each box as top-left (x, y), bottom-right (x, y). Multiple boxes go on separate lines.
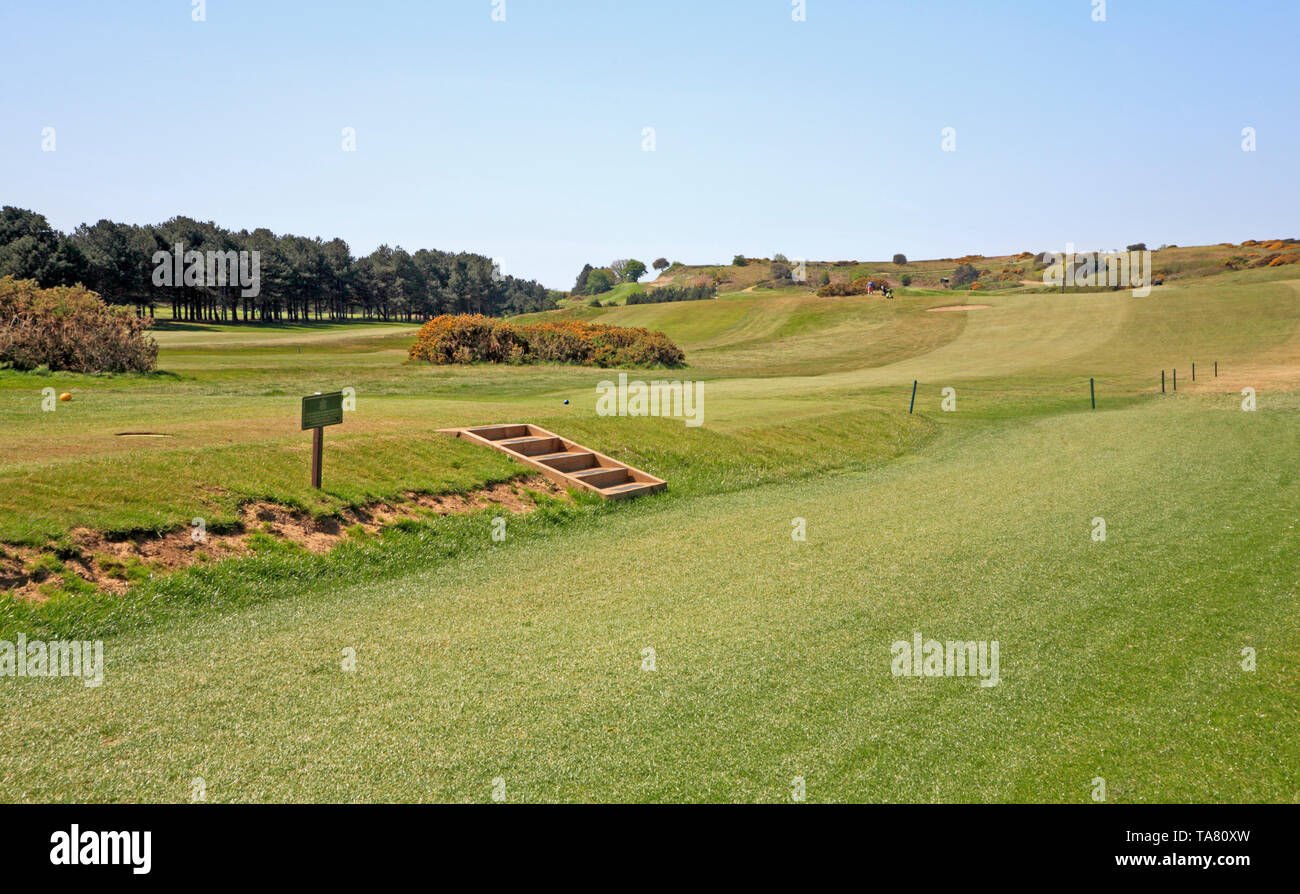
top-left (1, 0), bottom-right (1295, 289)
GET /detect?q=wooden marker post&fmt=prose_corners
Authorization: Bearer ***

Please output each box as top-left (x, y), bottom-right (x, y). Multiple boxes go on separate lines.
top-left (1161, 370), bottom-right (1165, 393)
top-left (311, 427), bottom-right (323, 488)
top-left (1090, 377), bottom-right (1095, 409)
top-left (909, 380), bottom-right (918, 414)
top-left (301, 391), bottom-right (345, 489)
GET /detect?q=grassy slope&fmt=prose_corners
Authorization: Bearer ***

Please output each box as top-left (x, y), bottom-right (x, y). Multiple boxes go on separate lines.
top-left (1, 257), bottom-right (1297, 802)
top-left (4, 393), bottom-right (1295, 802)
top-left (649, 240), bottom-right (1300, 294)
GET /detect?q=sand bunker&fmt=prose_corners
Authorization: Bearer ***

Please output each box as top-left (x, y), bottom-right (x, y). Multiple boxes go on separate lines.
top-left (926, 304), bottom-right (992, 312)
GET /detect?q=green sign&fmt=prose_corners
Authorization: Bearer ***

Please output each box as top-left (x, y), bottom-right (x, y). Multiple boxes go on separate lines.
top-left (301, 392), bottom-right (344, 430)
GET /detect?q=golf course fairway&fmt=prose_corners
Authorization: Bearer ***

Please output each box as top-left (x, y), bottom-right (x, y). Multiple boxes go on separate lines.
top-left (3, 268), bottom-right (1296, 803)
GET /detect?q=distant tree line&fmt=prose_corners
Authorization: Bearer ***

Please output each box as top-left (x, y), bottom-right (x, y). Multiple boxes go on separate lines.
top-left (0, 206), bottom-right (555, 323)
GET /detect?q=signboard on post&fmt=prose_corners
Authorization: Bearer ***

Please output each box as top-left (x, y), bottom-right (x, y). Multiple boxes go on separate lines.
top-left (302, 392), bottom-right (344, 430)
top-left (301, 391), bottom-right (345, 488)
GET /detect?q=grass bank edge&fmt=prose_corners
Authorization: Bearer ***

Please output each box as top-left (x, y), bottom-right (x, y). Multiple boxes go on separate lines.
top-left (0, 407), bottom-right (938, 642)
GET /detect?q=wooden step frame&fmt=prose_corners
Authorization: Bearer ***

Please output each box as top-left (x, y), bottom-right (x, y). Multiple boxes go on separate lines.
top-left (439, 424), bottom-right (667, 500)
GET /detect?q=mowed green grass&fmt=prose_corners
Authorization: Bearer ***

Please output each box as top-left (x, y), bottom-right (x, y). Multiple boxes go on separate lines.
top-left (1, 266), bottom-right (1297, 801)
top-left (3, 394), bottom-right (1295, 802)
top-left (4, 271), bottom-right (1294, 546)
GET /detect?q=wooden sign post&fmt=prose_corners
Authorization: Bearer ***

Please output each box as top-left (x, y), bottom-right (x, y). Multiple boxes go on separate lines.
top-left (301, 391), bottom-right (345, 489)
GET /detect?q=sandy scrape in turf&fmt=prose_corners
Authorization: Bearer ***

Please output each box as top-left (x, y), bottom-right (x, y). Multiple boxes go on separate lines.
top-left (1, 476), bottom-right (567, 602)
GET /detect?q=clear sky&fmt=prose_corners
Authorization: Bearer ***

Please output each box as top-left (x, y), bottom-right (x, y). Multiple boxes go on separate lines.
top-left (2, 0), bottom-right (1295, 289)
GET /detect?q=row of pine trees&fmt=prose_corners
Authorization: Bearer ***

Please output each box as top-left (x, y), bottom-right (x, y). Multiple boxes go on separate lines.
top-left (0, 206), bottom-right (555, 323)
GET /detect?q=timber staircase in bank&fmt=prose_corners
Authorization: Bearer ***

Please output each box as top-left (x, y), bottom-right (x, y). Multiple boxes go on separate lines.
top-left (439, 424), bottom-right (666, 500)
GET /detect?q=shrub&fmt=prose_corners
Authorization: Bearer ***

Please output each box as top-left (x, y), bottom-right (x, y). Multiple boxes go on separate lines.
top-left (892, 254), bottom-right (907, 265)
top-left (1126, 243), bottom-right (1147, 252)
top-left (405, 313), bottom-right (527, 364)
top-left (900, 274), bottom-right (912, 286)
top-left (625, 283), bottom-right (716, 305)
top-left (732, 255), bottom-right (748, 266)
top-left (407, 314), bottom-right (684, 368)
top-left (0, 276), bottom-right (157, 373)
top-left (816, 274), bottom-right (889, 298)
top-left (949, 263), bottom-right (980, 287)
top-left (520, 320), bottom-right (685, 367)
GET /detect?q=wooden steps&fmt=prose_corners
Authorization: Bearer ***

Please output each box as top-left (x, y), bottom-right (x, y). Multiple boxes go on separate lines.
top-left (439, 424), bottom-right (667, 500)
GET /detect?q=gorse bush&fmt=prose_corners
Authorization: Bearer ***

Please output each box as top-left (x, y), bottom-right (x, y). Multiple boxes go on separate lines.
top-left (405, 313), bottom-right (527, 364)
top-left (624, 283), bottom-right (716, 305)
top-left (1247, 252), bottom-right (1300, 268)
top-left (816, 274), bottom-right (889, 297)
top-left (526, 320), bottom-right (685, 367)
top-left (407, 314), bottom-right (685, 368)
top-left (0, 276), bottom-right (158, 373)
